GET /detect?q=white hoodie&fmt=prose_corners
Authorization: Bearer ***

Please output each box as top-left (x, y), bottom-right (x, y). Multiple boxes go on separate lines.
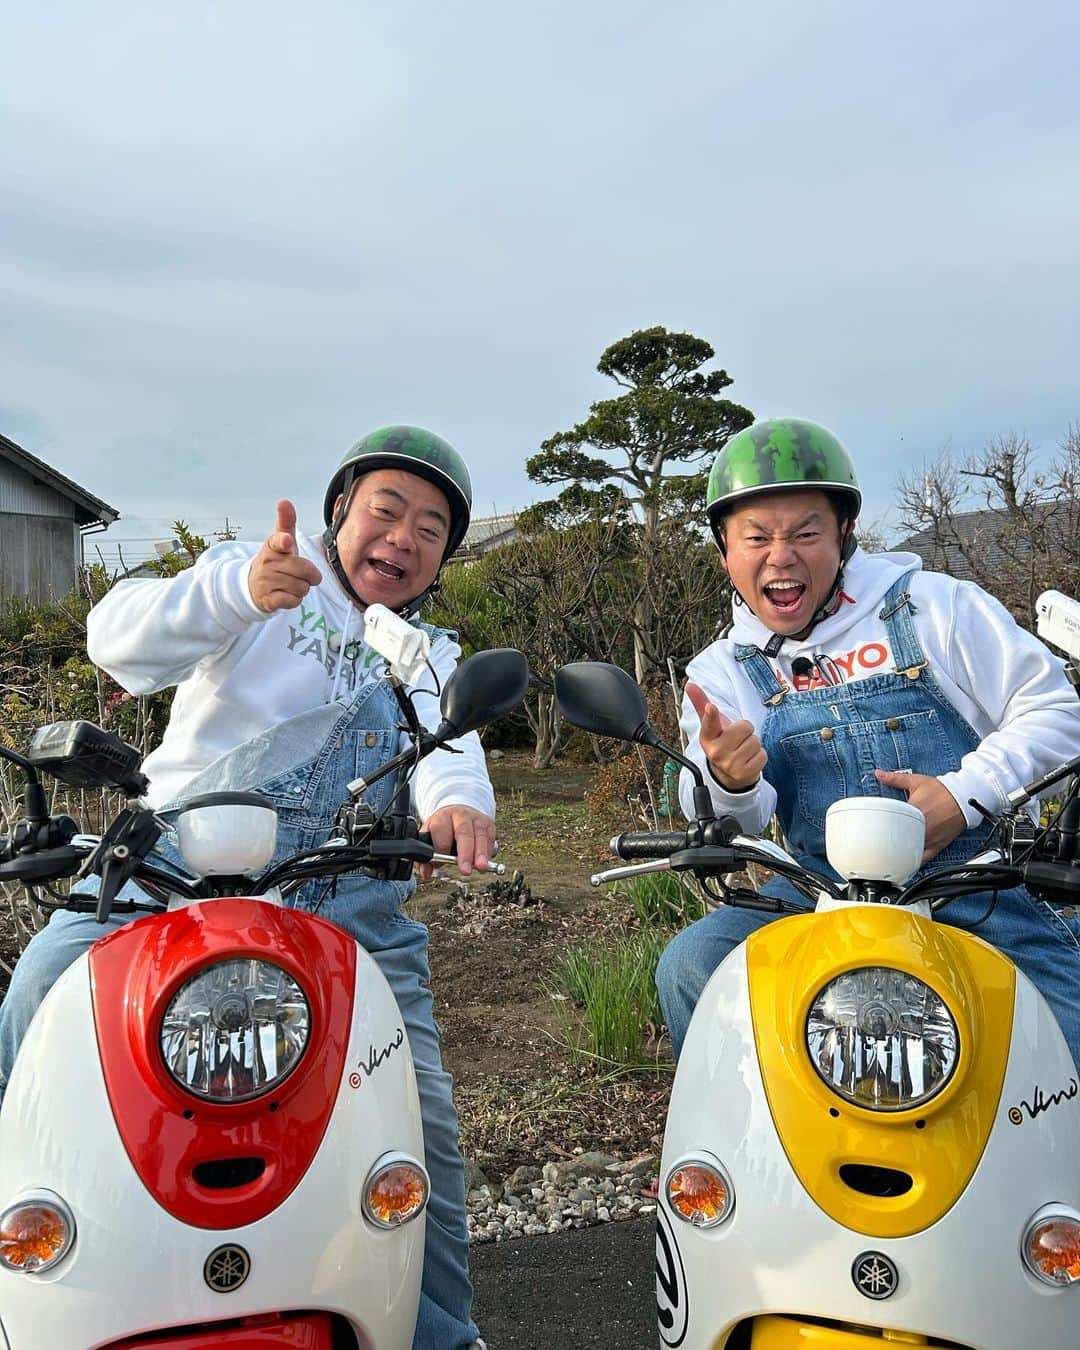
top-left (680, 547), bottom-right (1080, 833)
top-left (86, 532), bottom-right (495, 817)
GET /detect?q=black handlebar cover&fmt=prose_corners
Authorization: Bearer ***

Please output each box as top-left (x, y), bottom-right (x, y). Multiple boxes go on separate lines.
top-left (1023, 860), bottom-right (1080, 903)
top-left (610, 831), bottom-right (687, 859)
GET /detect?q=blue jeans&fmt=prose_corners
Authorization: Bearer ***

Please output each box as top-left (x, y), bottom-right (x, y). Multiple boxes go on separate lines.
top-left (656, 877), bottom-right (1080, 1065)
top-left (0, 895), bottom-right (478, 1350)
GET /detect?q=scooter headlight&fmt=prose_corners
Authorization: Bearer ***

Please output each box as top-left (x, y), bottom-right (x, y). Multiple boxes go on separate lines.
top-left (806, 966), bottom-right (958, 1111)
top-left (160, 959), bottom-right (310, 1102)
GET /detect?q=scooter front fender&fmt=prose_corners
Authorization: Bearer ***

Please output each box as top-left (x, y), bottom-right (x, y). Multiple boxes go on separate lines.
top-left (0, 920), bottom-right (425, 1350)
top-left (658, 938), bottom-right (1080, 1350)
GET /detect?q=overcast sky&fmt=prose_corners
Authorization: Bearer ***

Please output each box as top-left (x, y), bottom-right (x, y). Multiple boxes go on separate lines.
top-left (2, 0), bottom-right (1077, 567)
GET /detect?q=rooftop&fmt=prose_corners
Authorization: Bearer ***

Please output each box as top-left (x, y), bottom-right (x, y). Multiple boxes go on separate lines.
top-left (0, 432), bottom-right (119, 528)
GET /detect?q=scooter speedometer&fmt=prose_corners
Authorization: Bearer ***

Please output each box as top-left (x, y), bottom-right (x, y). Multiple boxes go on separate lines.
top-left (806, 966), bottom-right (958, 1111)
top-left (160, 959), bottom-right (311, 1102)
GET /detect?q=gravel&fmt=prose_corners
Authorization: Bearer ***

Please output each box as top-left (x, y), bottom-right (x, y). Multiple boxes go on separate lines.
top-left (464, 1152), bottom-right (658, 1244)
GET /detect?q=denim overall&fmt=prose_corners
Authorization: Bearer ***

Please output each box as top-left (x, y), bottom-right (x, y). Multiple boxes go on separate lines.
top-left (0, 659), bottom-right (480, 1350)
top-left (656, 571), bottom-right (1080, 1063)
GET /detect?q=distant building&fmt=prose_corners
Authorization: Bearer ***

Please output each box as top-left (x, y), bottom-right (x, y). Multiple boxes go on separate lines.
top-left (894, 504), bottom-right (1074, 582)
top-left (0, 433), bottom-right (118, 603)
top-left (452, 513), bottom-right (519, 563)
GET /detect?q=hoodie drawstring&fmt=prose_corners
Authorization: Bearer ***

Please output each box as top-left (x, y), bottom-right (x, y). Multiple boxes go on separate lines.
top-left (330, 604), bottom-right (354, 704)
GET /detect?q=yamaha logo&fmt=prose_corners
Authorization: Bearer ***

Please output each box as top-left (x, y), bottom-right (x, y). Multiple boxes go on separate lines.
top-left (851, 1250), bottom-right (900, 1300)
top-left (204, 1244), bottom-right (251, 1293)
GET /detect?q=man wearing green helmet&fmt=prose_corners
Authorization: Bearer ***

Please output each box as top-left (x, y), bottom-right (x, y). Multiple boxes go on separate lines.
top-left (0, 427), bottom-right (493, 1349)
top-left (656, 417), bottom-right (1080, 1068)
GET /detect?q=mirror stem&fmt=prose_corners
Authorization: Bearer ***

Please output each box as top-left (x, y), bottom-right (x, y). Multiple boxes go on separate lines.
top-left (640, 730), bottom-right (715, 823)
top-left (0, 746), bottom-right (48, 825)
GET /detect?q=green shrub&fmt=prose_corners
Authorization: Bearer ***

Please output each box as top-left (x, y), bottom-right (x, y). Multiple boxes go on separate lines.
top-left (623, 871), bottom-right (706, 927)
top-left (550, 931), bottom-right (667, 1066)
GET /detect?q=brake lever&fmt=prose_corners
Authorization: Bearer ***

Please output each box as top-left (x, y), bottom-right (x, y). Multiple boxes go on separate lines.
top-left (590, 859), bottom-right (673, 887)
top-left (84, 808), bottom-right (165, 923)
top-left (427, 852), bottom-right (506, 874)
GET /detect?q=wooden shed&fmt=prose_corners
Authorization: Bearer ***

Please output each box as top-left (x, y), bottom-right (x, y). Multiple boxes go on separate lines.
top-left (0, 433), bottom-right (119, 603)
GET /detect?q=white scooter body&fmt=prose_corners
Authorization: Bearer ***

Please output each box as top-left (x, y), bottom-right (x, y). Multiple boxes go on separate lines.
top-left (657, 908), bottom-right (1080, 1350)
top-left (0, 898), bottom-right (427, 1350)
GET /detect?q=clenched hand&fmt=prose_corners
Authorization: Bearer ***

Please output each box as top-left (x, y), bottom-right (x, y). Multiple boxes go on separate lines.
top-left (248, 500), bottom-right (323, 614)
top-left (418, 805), bottom-right (496, 881)
top-left (874, 768), bottom-right (966, 863)
top-left (686, 681), bottom-right (767, 792)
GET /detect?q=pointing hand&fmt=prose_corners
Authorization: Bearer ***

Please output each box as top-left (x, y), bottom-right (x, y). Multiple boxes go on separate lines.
top-left (248, 500), bottom-right (323, 613)
top-left (686, 681), bottom-right (767, 792)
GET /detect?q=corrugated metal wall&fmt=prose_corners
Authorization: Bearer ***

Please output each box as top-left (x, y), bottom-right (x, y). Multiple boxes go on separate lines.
top-left (0, 460), bottom-right (78, 518)
top-left (0, 457), bottom-right (84, 601)
top-left (0, 512), bottom-right (80, 602)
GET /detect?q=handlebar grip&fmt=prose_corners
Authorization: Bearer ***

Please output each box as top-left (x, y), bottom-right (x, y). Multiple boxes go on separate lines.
top-left (609, 831), bottom-right (687, 860)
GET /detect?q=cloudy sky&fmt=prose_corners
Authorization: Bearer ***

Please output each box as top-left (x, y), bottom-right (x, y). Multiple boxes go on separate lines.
top-left (2, 0), bottom-right (1077, 568)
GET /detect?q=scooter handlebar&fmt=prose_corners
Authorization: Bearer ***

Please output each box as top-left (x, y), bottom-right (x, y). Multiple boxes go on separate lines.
top-left (609, 831), bottom-right (688, 859)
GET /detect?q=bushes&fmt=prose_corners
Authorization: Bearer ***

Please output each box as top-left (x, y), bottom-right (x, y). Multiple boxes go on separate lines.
top-left (547, 873), bottom-right (706, 1068)
top-left (0, 585), bottom-right (172, 761)
top-left (624, 871), bottom-right (706, 928)
top-left (550, 931), bottom-right (668, 1067)
top-left (582, 683), bottom-right (684, 822)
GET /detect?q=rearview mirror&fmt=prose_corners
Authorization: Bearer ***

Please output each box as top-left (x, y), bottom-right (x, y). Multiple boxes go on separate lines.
top-left (553, 662), bottom-right (654, 744)
top-left (436, 649), bottom-right (530, 741)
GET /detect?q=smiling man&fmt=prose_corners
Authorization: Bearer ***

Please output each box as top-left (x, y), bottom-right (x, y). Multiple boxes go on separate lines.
top-left (655, 417), bottom-right (1080, 1069)
top-left (0, 426), bottom-right (493, 1350)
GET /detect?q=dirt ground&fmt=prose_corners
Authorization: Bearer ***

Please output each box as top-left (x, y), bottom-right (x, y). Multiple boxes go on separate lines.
top-left (414, 751), bottom-right (674, 1177)
top-left (0, 751), bottom-right (674, 1178)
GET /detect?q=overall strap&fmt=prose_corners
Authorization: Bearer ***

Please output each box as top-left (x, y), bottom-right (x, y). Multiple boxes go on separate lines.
top-left (734, 644), bottom-right (788, 706)
top-left (877, 570), bottom-right (928, 679)
top-left (413, 616), bottom-right (454, 643)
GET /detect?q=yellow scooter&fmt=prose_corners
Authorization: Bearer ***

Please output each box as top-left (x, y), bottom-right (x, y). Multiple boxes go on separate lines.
top-left (556, 660), bottom-right (1080, 1350)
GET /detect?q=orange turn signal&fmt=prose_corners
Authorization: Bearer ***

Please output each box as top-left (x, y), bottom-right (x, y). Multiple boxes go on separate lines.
top-left (363, 1157), bottom-right (429, 1229)
top-left (1023, 1213), bottom-right (1080, 1287)
top-left (665, 1157), bottom-right (734, 1228)
top-left (0, 1197), bottom-right (75, 1273)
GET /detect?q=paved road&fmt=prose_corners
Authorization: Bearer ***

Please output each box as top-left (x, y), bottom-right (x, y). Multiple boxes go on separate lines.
top-left (471, 1215), bottom-right (656, 1348)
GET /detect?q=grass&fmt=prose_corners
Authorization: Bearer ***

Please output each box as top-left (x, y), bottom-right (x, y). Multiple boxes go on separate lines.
top-left (622, 871), bottom-right (706, 927)
top-left (503, 800), bottom-right (589, 830)
top-left (550, 931), bottom-right (668, 1067)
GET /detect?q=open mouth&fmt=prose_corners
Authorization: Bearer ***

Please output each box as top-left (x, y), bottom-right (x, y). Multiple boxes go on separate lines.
top-left (762, 580), bottom-right (806, 613)
top-left (368, 558), bottom-right (406, 582)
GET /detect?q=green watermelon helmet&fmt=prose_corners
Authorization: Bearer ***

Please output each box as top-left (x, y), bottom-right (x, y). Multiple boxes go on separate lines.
top-left (324, 424), bottom-right (473, 561)
top-left (706, 419), bottom-right (861, 546)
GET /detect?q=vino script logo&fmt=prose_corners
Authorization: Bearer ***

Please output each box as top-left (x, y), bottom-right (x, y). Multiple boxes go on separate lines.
top-left (1007, 1076), bottom-right (1078, 1125)
top-left (348, 1027), bottom-right (405, 1089)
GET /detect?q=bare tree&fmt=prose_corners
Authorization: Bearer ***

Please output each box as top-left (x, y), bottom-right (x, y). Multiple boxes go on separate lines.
top-left (896, 428), bottom-right (1080, 625)
top-left (635, 516), bottom-right (732, 684)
